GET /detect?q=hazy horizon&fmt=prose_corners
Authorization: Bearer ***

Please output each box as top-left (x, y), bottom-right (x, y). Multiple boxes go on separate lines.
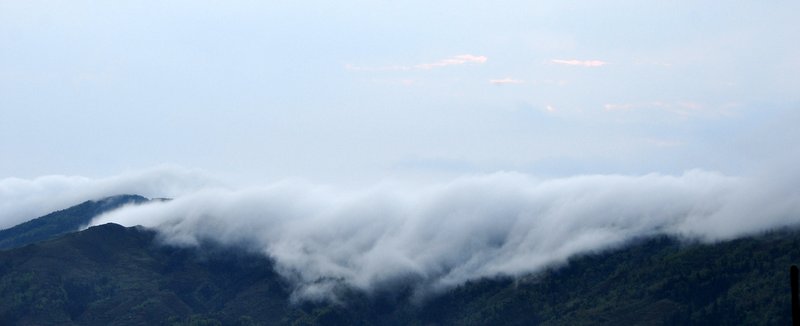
top-left (2, 1), bottom-right (799, 185)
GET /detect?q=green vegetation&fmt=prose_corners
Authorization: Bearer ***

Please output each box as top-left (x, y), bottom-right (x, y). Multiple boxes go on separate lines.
top-left (0, 222), bottom-right (797, 325)
top-left (0, 223), bottom-right (289, 325)
top-left (416, 232), bottom-right (797, 325)
top-left (1, 196), bottom-right (798, 325)
top-left (0, 195), bottom-right (148, 250)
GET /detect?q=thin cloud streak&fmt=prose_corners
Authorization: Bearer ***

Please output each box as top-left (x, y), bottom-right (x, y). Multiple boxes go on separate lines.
top-left (415, 54), bottom-right (488, 69)
top-left (551, 59), bottom-right (608, 67)
top-left (346, 54), bottom-right (488, 72)
top-left (489, 78), bottom-right (525, 85)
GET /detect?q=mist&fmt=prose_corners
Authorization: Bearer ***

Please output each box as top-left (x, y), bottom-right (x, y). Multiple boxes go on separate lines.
top-left (0, 165), bottom-right (217, 229)
top-left (88, 168), bottom-right (800, 301)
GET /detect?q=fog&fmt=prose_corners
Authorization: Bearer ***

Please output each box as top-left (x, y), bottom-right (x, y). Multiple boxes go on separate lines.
top-left (0, 165), bottom-right (216, 229)
top-left (88, 169), bottom-right (800, 300)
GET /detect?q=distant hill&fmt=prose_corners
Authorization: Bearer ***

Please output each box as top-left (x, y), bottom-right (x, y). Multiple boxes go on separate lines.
top-left (0, 195), bottom-right (148, 250)
top-left (0, 219), bottom-right (798, 325)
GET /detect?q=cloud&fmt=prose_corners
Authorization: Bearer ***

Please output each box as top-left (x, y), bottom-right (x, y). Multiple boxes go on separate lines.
top-left (89, 169), bottom-right (800, 301)
top-left (0, 165), bottom-right (218, 229)
top-left (489, 78), bottom-right (525, 85)
top-left (415, 54), bottom-right (488, 69)
top-left (346, 54), bottom-right (488, 72)
top-left (551, 59), bottom-right (608, 67)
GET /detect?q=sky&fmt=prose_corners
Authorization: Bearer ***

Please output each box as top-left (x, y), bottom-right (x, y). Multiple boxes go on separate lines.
top-left (2, 1), bottom-right (800, 299)
top-left (1, 0), bottom-right (798, 185)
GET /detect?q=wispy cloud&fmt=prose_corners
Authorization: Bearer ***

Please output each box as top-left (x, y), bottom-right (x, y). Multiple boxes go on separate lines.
top-left (415, 54), bottom-right (488, 69)
top-left (551, 59), bottom-right (608, 67)
top-left (489, 77), bottom-right (525, 85)
top-left (346, 54), bottom-right (488, 72)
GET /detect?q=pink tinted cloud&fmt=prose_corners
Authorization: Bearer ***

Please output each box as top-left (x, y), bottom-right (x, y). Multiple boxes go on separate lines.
top-left (489, 78), bottom-right (525, 85)
top-left (551, 59), bottom-right (608, 67)
top-left (346, 54), bottom-right (488, 72)
top-left (415, 54), bottom-right (488, 69)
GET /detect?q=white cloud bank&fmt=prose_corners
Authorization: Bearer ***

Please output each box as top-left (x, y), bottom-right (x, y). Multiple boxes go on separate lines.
top-left (0, 165), bottom-right (217, 229)
top-left (85, 169), bottom-right (800, 301)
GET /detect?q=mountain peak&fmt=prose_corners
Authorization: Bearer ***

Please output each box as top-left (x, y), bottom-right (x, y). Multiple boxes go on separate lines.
top-left (0, 195), bottom-right (149, 250)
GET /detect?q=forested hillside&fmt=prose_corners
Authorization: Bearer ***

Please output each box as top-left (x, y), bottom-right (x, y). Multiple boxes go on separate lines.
top-left (0, 219), bottom-right (796, 325)
top-left (0, 195), bottom-right (148, 250)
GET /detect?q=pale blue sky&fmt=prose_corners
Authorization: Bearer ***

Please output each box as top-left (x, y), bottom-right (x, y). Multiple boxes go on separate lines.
top-left (1, 0), bottom-right (798, 185)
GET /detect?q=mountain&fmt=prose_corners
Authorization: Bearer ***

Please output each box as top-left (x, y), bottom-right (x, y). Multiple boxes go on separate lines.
top-left (0, 220), bottom-right (798, 325)
top-left (0, 223), bottom-right (290, 325)
top-left (0, 195), bottom-right (149, 250)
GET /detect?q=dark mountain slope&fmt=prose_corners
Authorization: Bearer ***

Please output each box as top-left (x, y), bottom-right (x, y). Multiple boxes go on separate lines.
top-left (0, 221), bottom-right (799, 325)
top-left (0, 195), bottom-right (148, 250)
top-left (0, 223), bottom-right (291, 325)
top-left (416, 231), bottom-right (798, 325)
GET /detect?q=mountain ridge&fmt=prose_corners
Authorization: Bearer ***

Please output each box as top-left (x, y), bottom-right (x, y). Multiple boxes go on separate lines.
top-left (0, 194), bottom-right (149, 250)
top-left (0, 199), bottom-right (797, 324)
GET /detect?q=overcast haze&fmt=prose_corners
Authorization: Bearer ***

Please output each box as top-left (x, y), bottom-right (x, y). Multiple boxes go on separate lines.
top-left (2, 1), bottom-right (799, 183)
top-left (2, 1), bottom-right (800, 300)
